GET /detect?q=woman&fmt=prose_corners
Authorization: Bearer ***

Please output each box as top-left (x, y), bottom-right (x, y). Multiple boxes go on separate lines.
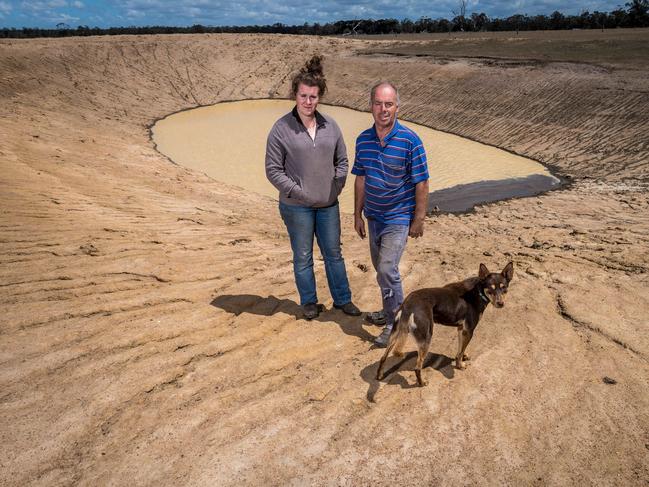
top-left (265, 55), bottom-right (360, 320)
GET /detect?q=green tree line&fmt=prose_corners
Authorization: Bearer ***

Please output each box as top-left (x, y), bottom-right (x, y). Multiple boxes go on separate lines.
top-left (1, 1), bottom-right (647, 38)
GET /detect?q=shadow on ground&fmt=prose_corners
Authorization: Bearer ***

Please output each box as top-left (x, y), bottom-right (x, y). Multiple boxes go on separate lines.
top-left (361, 351), bottom-right (456, 402)
top-left (211, 294), bottom-right (376, 343)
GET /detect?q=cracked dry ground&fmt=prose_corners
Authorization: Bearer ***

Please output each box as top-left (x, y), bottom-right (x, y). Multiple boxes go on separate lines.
top-left (1, 33), bottom-right (649, 485)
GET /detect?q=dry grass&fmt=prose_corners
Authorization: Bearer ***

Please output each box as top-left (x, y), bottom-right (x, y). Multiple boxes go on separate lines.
top-left (358, 27), bottom-right (649, 66)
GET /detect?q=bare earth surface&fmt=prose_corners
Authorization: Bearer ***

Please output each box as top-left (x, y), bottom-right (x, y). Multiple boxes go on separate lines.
top-left (1, 32), bottom-right (648, 485)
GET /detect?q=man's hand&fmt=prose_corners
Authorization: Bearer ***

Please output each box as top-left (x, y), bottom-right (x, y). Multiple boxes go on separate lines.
top-left (354, 175), bottom-right (366, 239)
top-left (409, 180), bottom-right (428, 238)
top-left (409, 217), bottom-right (424, 238)
top-left (354, 214), bottom-right (366, 239)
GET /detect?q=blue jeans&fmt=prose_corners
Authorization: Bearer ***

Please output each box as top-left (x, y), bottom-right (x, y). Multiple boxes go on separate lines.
top-left (367, 219), bottom-right (409, 327)
top-left (279, 201), bottom-right (352, 307)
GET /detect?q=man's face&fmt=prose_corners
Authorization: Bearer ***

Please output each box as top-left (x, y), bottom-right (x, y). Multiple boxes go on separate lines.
top-left (371, 85), bottom-right (398, 132)
top-left (295, 83), bottom-right (320, 119)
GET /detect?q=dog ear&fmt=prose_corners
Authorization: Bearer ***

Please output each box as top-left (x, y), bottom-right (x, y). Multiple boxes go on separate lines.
top-left (502, 262), bottom-right (514, 282)
top-left (479, 263), bottom-right (490, 280)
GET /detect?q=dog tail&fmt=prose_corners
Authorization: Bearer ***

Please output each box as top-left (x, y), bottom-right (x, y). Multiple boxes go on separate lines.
top-left (390, 306), bottom-right (410, 357)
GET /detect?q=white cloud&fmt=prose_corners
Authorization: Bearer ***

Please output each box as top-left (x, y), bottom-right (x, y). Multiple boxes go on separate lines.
top-left (73, 1), bottom-right (84, 7)
top-left (51, 11), bottom-right (79, 22)
top-left (20, 1), bottom-right (67, 11)
top-left (0, 0), bottom-right (12, 15)
top-left (126, 8), bottom-right (146, 18)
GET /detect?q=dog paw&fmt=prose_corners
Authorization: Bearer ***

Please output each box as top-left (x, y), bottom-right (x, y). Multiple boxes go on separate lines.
top-left (462, 354), bottom-right (471, 361)
top-left (456, 362), bottom-right (466, 370)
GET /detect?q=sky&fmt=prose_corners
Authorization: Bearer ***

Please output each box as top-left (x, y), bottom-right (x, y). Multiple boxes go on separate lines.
top-left (0, 0), bottom-right (628, 29)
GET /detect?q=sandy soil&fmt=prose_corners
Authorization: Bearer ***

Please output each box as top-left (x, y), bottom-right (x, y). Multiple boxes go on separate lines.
top-left (1, 32), bottom-right (648, 485)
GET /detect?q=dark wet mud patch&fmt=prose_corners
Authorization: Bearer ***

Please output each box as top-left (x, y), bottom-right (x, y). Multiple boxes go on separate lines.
top-left (428, 174), bottom-right (562, 214)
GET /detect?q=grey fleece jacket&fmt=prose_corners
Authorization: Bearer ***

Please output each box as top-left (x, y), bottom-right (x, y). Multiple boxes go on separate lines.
top-left (265, 107), bottom-right (348, 208)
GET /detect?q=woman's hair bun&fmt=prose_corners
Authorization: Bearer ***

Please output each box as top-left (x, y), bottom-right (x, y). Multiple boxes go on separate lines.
top-left (303, 55), bottom-right (324, 76)
top-left (291, 54), bottom-right (327, 97)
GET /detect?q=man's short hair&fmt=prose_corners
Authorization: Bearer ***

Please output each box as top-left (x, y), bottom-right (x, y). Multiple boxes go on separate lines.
top-left (370, 81), bottom-right (400, 106)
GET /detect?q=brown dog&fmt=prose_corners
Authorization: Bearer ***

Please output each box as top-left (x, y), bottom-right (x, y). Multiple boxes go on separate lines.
top-left (376, 262), bottom-right (514, 386)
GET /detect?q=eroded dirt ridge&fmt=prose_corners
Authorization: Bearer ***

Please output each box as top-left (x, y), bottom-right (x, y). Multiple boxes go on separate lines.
top-left (1, 33), bottom-right (648, 485)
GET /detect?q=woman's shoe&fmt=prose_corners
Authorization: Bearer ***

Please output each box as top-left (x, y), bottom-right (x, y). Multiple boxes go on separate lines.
top-left (302, 303), bottom-right (321, 320)
top-left (334, 302), bottom-right (362, 316)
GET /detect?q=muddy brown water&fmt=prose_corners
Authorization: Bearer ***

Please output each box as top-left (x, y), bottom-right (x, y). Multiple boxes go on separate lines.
top-left (152, 99), bottom-right (559, 213)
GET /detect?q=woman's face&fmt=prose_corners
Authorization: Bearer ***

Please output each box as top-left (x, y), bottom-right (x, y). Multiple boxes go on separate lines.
top-left (295, 83), bottom-right (320, 119)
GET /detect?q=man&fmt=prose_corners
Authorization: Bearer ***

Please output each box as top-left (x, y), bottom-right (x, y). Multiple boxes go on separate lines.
top-left (351, 81), bottom-right (429, 347)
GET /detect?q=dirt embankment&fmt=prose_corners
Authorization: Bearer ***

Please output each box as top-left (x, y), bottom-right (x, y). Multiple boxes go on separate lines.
top-left (328, 34), bottom-right (649, 181)
top-left (1, 33), bottom-right (648, 485)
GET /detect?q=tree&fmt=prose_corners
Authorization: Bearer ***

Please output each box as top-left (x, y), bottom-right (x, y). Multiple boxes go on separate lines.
top-left (437, 18), bottom-right (452, 33)
top-left (626, 0), bottom-right (649, 26)
top-left (610, 7), bottom-right (629, 26)
top-left (452, 0), bottom-right (468, 31)
top-left (506, 14), bottom-right (527, 33)
top-left (471, 12), bottom-right (489, 31)
top-left (415, 16), bottom-right (433, 32)
top-left (592, 11), bottom-right (608, 30)
top-left (401, 18), bottom-right (415, 33)
top-left (550, 11), bottom-right (565, 29)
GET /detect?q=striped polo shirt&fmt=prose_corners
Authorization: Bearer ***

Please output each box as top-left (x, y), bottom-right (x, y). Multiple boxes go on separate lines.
top-left (351, 120), bottom-right (429, 225)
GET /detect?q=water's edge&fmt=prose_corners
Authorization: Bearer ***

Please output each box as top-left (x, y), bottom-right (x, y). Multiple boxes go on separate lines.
top-left (427, 174), bottom-right (563, 214)
top-left (150, 98), bottom-right (571, 215)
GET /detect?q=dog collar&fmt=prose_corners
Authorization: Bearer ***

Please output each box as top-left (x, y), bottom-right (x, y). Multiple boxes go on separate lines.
top-left (478, 287), bottom-right (490, 304)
